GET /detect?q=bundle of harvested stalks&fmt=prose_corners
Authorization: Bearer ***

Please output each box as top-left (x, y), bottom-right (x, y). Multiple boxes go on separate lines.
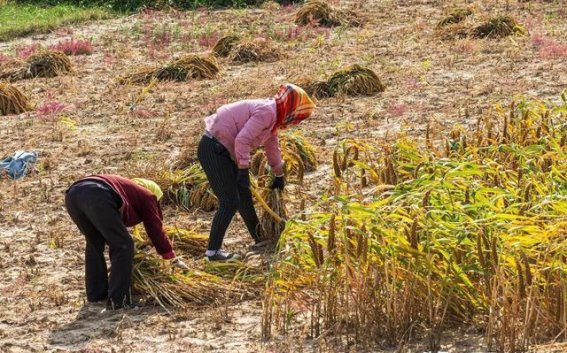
top-left (436, 8), bottom-right (473, 28)
top-left (117, 67), bottom-right (158, 85)
top-left (472, 15), bottom-right (526, 38)
top-left (119, 55), bottom-right (219, 85)
top-left (250, 131), bottom-right (318, 184)
top-left (165, 164), bottom-right (218, 211)
top-left (230, 38), bottom-right (283, 64)
top-left (203, 260), bottom-right (266, 288)
top-left (252, 187), bottom-right (287, 245)
top-left (132, 253), bottom-right (241, 308)
top-left (0, 82), bottom-right (31, 115)
top-left (295, 1), bottom-right (362, 27)
top-left (166, 227), bottom-right (208, 257)
top-left (300, 79), bottom-right (332, 100)
top-left (304, 64), bottom-right (385, 98)
top-left (21, 50), bottom-right (73, 79)
top-left (326, 65), bottom-right (385, 96)
top-left (162, 55), bottom-right (219, 80)
top-left (212, 35), bottom-right (241, 57)
top-left (1, 51), bottom-right (73, 81)
top-left (0, 60), bottom-right (26, 81)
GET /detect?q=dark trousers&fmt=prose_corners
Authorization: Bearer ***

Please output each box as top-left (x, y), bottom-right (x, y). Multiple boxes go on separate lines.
top-left (65, 182), bottom-right (133, 309)
top-left (198, 135), bottom-right (261, 250)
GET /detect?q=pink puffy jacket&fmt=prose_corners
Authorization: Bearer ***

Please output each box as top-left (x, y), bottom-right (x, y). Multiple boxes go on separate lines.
top-left (204, 99), bottom-right (284, 176)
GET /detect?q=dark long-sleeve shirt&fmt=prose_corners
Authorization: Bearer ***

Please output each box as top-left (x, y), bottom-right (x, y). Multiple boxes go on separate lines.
top-left (70, 174), bottom-right (175, 259)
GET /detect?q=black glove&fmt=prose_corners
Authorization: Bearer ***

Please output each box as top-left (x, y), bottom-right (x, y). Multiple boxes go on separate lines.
top-left (237, 168), bottom-right (250, 189)
top-left (270, 175), bottom-right (285, 191)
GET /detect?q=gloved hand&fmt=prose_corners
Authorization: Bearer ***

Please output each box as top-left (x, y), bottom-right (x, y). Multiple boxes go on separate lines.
top-left (170, 257), bottom-right (189, 270)
top-left (237, 168), bottom-right (250, 189)
top-left (270, 175), bottom-right (285, 191)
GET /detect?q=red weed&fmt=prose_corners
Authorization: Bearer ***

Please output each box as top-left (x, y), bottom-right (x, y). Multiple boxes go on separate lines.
top-left (532, 33), bottom-right (567, 59)
top-left (15, 43), bottom-right (41, 60)
top-left (37, 101), bottom-right (66, 118)
top-left (49, 39), bottom-right (94, 56)
top-left (386, 101), bottom-right (408, 117)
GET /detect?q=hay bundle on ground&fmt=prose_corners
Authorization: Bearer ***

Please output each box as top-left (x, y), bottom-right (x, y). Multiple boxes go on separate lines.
top-left (252, 187), bottom-right (287, 246)
top-left (472, 15), bottom-right (526, 38)
top-left (212, 35), bottom-right (241, 57)
top-left (0, 60), bottom-right (26, 81)
top-left (230, 38), bottom-right (283, 64)
top-left (166, 227), bottom-right (208, 257)
top-left (1, 51), bottom-right (73, 81)
top-left (132, 226), bottom-right (258, 309)
top-left (295, 1), bottom-right (362, 27)
top-left (119, 55), bottom-right (219, 85)
top-left (436, 8), bottom-right (473, 28)
top-left (304, 64), bottom-right (385, 99)
top-left (132, 254), bottom-right (241, 308)
top-left (326, 65), bottom-right (385, 96)
top-left (0, 82), bottom-right (31, 115)
top-left (23, 50), bottom-right (73, 79)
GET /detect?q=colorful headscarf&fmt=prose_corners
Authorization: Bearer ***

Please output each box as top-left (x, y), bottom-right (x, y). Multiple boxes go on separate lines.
top-left (274, 84), bottom-right (315, 131)
top-left (132, 178), bottom-right (163, 201)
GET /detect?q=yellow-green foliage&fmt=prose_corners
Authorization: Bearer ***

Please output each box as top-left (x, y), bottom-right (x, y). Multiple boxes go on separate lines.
top-left (166, 227), bottom-right (208, 257)
top-left (264, 95), bottom-right (567, 350)
top-left (164, 163), bottom-right (218, 211)
top-left (0, 82), bottom-right (31, 115)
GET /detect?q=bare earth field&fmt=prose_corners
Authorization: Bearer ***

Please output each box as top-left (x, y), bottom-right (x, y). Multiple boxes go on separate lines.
top-left (1, 1), bottom-right (566, 352)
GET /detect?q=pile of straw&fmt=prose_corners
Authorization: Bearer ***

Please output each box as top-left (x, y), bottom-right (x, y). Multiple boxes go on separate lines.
top-left (212, 35), bottom-right (241, 57)
top-left (131, 226), bottom-right (264, 309)
top-left (119, 55), bottom-right (219, 85)
top-left (166, 227), bottom-right (208, 257)
top-left (0, 82), bottom-right (31, 115)
top-left (303, 64), bottom-right (385, 98)
top-left (295, 1), bottom-right (362, 27)
top-left (1, 51), bottom-right (73, 81)
top-left (472, 15), bottom-right (526, 38)
top-left (230, 39), bottom-right (283, 64)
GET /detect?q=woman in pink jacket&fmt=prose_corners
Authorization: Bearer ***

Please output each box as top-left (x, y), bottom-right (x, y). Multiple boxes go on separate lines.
top-left (198, 84), bottom-right (315, 261)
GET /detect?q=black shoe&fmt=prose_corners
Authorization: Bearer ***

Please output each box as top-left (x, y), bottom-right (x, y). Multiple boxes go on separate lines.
top-left (207, 250), bottom-right (240, 262)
